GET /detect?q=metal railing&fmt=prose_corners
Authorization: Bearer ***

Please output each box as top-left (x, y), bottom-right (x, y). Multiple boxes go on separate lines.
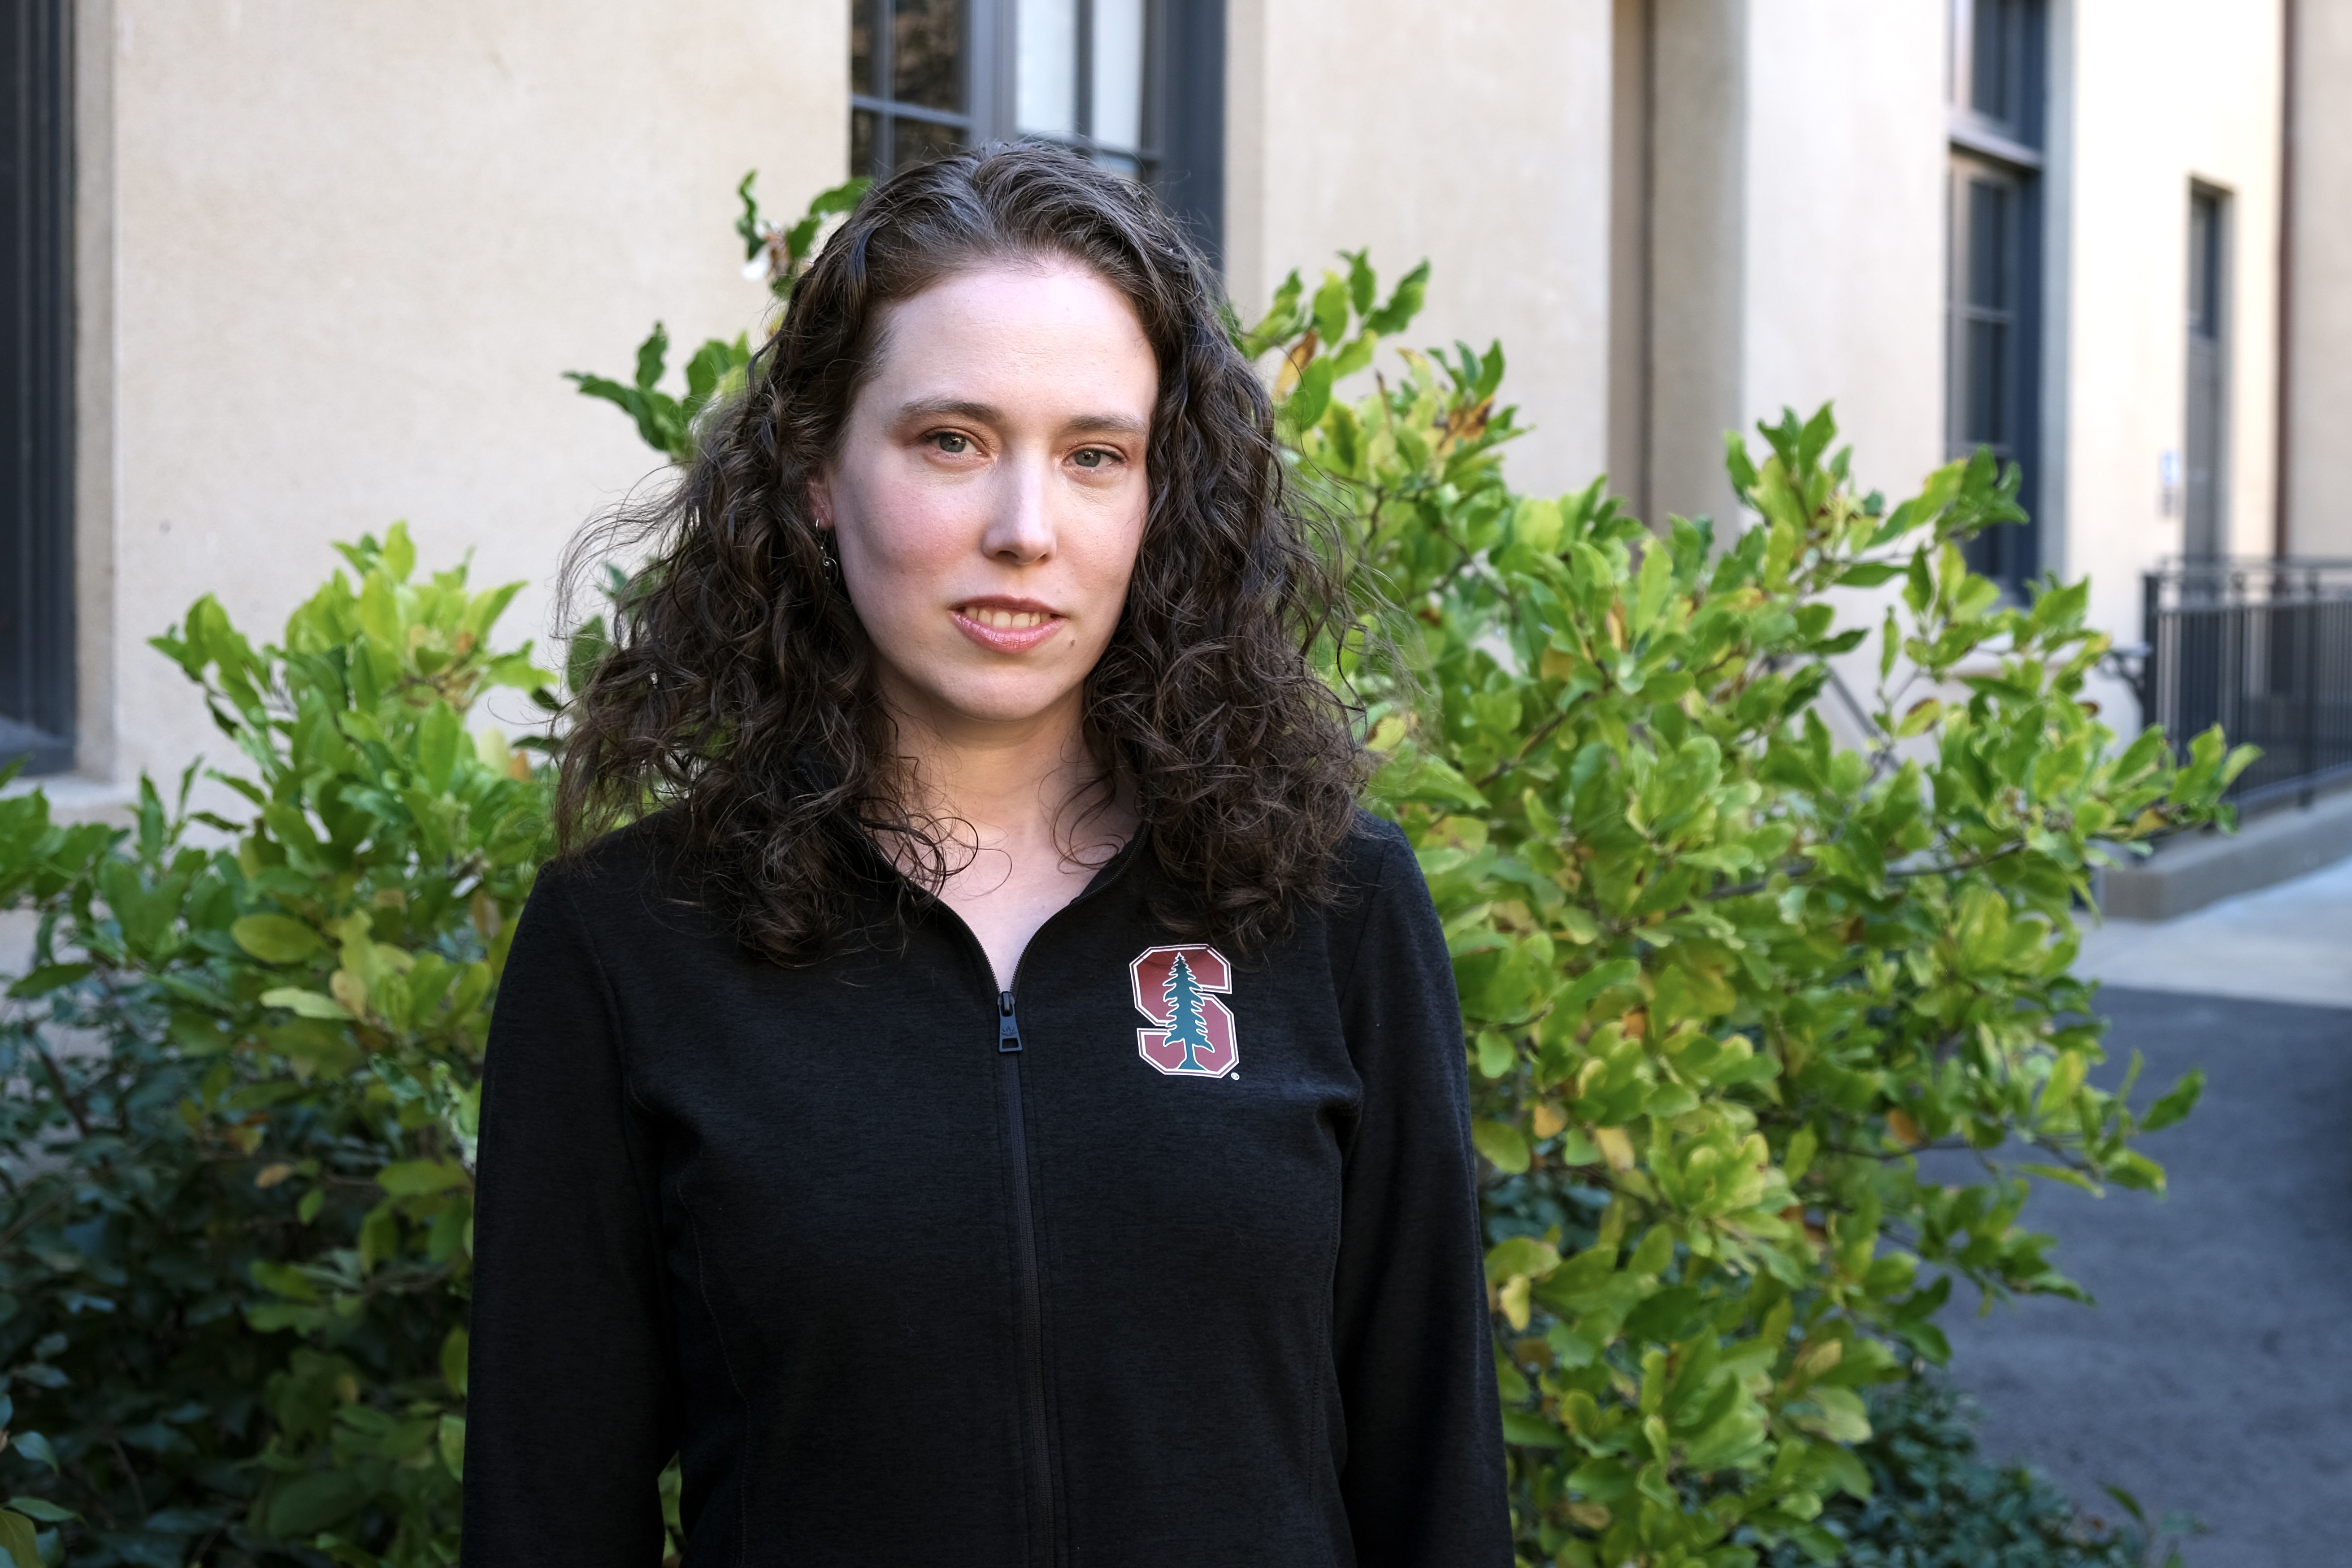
top-left (2138, 557), bottom-right (2352, 809)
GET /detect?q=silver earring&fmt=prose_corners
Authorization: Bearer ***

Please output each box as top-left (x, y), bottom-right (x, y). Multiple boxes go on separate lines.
top-left (818, 533), bottom-right (842, 586)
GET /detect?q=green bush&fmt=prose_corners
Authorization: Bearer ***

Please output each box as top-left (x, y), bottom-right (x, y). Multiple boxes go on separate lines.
top-left (1232, 262), bottom-right (2242, 1565)
top-left (0, 179), bottom-right (2244, 1568)
top-left (1760, 1378), bottom-right (2192, 1568)
top-left (0, 530), bottom-right (549, 1567)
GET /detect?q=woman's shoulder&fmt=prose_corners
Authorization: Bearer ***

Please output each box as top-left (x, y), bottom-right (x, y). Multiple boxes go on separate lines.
top-left (1332, 808), bottom-right (1415, 894)
top-left (530, 809), bottom-right (706, 933)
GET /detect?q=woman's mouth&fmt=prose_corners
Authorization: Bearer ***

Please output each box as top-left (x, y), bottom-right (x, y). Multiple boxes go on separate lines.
top-left (952, 599), bottom-right (1064, 654)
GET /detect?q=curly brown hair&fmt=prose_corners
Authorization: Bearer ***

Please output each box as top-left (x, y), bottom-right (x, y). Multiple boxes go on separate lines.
top-left (556, 142), bottom-right (1364, 963)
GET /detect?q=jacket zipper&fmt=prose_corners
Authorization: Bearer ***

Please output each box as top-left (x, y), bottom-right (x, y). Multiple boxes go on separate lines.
top-left (913, 835), bottom-right (1140, 1567)
top-left (997, 988), bottom-right (1059, 1566)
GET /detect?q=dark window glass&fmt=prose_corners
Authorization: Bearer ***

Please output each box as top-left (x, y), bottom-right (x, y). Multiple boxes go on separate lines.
top-left (2, 0), bottom-right (76, 775)
top-left (893, 0), bottom-right (964, 112)
top-left (1948, 157), bottom-right (2040, 590)
top-left (851, 0), bottom-right (877, 96)
top-left (851, 105), bottom-right (879, 176)
top-left (849, 0), bottom-right (970, 180)
top-left (2189, 189), bottom-right (2222, 341)
top-left (892, 115), bottom-right (960, 172)
top-left (1966, 179), bottom-right (2006, 310)
top-left (1962, 0), bottom-right (2044, 146)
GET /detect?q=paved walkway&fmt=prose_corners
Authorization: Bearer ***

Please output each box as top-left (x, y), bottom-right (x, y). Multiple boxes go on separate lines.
top-left (1928, 855), bottom-right (2352, 1567)
top-left (2077, 849), bottom-right (2352, 1009)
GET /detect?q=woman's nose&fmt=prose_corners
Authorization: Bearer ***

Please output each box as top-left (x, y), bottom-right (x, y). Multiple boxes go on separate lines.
top-left (980, 457), bottom-right (1055, 566)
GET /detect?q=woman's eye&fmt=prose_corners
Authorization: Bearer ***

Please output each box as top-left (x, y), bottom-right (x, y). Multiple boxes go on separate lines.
top-left (1072, 447), bottom-right (1113, 469)
top-left (930, 432), bottom-right (971, 455)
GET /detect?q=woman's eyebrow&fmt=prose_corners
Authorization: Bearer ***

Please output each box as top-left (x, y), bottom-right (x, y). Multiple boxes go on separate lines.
top-left (893, 396), bottom-right (1002, 426)
top-left (1061, 413), bottom-right (1149, 439)
top-left (893, 398), bottom-right (1146, 440)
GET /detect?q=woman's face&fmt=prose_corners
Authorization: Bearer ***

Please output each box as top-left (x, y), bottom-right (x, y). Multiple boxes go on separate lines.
top-left (814, 258), bottom-right (1157, 742)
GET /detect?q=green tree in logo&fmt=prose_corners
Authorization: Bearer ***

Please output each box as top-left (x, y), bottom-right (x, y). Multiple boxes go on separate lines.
top-left (1162, 952), bottom-right (1216, 1073)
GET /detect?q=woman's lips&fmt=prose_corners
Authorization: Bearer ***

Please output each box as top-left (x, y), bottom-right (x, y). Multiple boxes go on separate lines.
top-left (951, 599), bottom-right (1065, 654)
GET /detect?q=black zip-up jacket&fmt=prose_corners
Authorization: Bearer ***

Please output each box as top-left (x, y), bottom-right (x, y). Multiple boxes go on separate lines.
top-left (460, 812), bottom-right (1510, 1567)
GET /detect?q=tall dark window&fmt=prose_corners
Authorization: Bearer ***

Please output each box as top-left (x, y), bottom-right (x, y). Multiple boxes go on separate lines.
top-left (1946, 0), bottom-right (2046, 594)
top-left (2183, 186), bottom-right (2227, 560)
top-left (849, 0), bottom-right (1225, 263)
top-left (3, 0), bottom-right (75, 776)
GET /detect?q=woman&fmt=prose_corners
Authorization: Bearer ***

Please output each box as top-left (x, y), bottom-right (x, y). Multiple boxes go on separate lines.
top-left (461, 143), bottom-right (1507, 1567)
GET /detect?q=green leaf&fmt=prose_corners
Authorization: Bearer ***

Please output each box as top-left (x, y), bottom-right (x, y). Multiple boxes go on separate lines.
top-left (416, 701), bottom-right (462, 794)
top-left (1500, 1410), bottom-right (1567, 1448)
top-left (249, 1260), bottom-right (319, 1302)
top-left (378, 1159), bottom-right (469, 1198)
top-left (1472, 1119), bottom-right (1532, 1174)
top-left (233, 915), bottom-right (323, 964)
top-left (265, 1468), bottom-right (371, 1538)
top-left (9, 1435), bottom-right (56, 1474)
top-left (632, 322), bottom-right (669, 392)
top-left (4, 1498), bottom-right (76, 1524)
top-left (1363, 259), bottom-right (1428, 336)
top-left (0, 1511), bottom-right (36, 1568)
top-left (439, 1413), bottom-right (467, 1481)
top-left (1311, 274), bottom-right (1350, 346)
top-left (2141, 1067), bottom-right (2204, 1133)
top-left (6, 963), bottom-right (92, 999)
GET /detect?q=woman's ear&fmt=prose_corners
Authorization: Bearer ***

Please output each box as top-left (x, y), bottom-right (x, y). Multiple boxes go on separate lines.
top-left (807, 473), bottom-right (834, 533)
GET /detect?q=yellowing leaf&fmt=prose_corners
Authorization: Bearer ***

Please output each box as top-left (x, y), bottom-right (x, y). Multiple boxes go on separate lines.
top-left (330, 969), bottom-right (370, 1019)
top-left (1594, 1125), bottom-right (1636, 1172)
top-left (1484, 1236), bottom-right (1562, 1283)
top-left (1531, 1101), bottom-right (1567, 1139)
top-left (1497, 1273), bottom-right (1532, 1330)
top-left (260, 987), bottom-right (353, 1020)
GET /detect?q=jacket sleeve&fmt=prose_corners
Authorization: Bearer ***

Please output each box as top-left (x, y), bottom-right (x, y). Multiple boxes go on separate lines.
top-left (1331, 822), bottom-right (1514, 1567)
top-left (460, 869), bottom-right (680, 1567)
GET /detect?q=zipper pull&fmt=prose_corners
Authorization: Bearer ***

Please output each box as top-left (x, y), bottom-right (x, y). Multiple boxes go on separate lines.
top-left (998, 990), bottom-right (1022, 1053)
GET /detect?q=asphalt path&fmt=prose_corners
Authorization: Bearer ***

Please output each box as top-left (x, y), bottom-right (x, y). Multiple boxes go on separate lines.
top-left (1926, 986), bottom-right (2352, 1567)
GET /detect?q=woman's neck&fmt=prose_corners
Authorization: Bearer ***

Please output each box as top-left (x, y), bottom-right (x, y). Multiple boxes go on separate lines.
top-left (880, 682), bottom-right (1137, 989)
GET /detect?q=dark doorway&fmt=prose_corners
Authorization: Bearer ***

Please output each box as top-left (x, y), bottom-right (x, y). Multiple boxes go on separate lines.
top-left (2184, 186), bottom-right (2228, 561)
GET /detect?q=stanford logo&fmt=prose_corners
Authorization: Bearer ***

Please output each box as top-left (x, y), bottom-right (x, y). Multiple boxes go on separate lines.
top-left (1129, 945), bottom-right (1238, 1078)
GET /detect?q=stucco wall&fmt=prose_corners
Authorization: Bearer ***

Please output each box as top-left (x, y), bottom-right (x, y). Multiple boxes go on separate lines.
top-left (1224, 0), bottom-right (1614, 500)
top-left (82, 0), bottom-right (845, 788)
top-left (2284, 0), bottom-right (2352, 557)
top-left (2059, 0), bottom-right (2282, 665)
top-left (1739, 0), bottom-right (1946, 510)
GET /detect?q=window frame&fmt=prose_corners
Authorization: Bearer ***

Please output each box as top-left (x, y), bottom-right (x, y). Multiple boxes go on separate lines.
top-left (2, 0), bottom-right (76, 777)
top-left (1945, 0), bottom-right (2048, 595)
top-left (847, 0), bottom-right (1225, 265)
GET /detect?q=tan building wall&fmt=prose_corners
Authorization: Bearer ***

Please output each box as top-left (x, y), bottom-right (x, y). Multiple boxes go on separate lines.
top-left (2058, 0), bottom-right (2283, 678)
top-left (1226, 0), bottom-right (1615, 500)
top-left (35, 0), bottom-right (2314, 802)
top-left (2284, 0), bottom-right (2352, 558)
top-left (1739, 0), bottom-right (1948, 511)
top-left (75, 0), bottom-right (845, 791)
